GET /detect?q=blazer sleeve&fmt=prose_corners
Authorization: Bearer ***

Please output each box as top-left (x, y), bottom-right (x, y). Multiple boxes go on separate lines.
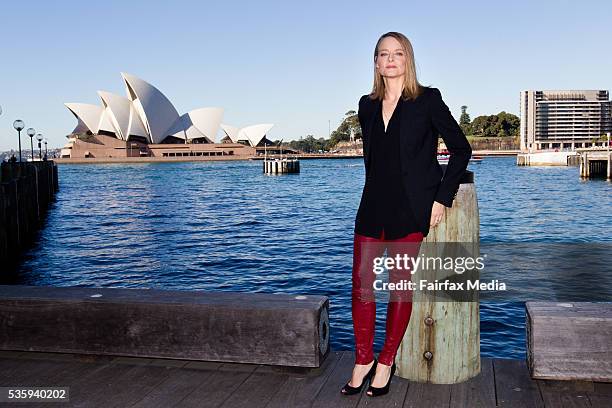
top-left (358, 94), bottom-right (369, 175)
top-left (429, 88), bottom-right (472, 207)
top-left (358, 94), bottom-right (367, 128)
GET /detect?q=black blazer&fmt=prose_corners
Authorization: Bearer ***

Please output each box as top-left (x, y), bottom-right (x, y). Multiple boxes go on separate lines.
top-left (357, 86), bottom-right (472, 237)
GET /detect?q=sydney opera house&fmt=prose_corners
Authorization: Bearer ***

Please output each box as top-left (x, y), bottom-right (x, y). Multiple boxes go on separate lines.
top-left (60, 72), bottom-right (283, 160)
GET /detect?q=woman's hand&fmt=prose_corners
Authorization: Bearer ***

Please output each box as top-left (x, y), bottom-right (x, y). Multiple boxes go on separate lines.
top-left (430, 201), bottom-right (446, 227)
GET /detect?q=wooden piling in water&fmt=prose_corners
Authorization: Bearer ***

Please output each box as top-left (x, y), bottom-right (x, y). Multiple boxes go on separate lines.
top-left (0, 161), bottom-right (59, 266)
top-left (579, 149), bottom-right (612, 179)
top-left (263, 158), bottom-right (300, 174)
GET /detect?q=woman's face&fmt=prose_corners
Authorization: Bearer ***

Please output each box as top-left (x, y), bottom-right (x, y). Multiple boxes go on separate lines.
top-left (375, 36), bottom-right (407, 79)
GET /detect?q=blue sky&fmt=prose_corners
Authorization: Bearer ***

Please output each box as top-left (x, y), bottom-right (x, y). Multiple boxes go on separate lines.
top-left (1, 0), bottom-right (611, 150)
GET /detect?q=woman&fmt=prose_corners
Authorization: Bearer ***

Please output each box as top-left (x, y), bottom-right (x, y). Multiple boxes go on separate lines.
top-left (340, 32), bottom-right (472, 397)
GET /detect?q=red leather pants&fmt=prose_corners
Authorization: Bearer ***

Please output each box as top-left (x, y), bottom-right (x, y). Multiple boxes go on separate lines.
top-left (351, 229), bottom-right (424, 366)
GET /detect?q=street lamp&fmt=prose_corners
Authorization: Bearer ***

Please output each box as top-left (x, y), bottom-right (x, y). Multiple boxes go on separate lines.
top-left (44, 138), bottom-right (48, 160)
top-left (27, 128), bottom-right (36, 161)
top-left (13, 120), bottom-right (25, 162)
top-left (36, 133), bottom-right (43, 160)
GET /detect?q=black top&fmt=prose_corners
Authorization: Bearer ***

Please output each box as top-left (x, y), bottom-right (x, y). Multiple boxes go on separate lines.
top-left (354, 100), bottom-right (420, 240)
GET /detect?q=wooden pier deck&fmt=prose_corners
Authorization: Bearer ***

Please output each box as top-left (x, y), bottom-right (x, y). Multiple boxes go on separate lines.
top-left (1, 350), bottom-right (610, 407)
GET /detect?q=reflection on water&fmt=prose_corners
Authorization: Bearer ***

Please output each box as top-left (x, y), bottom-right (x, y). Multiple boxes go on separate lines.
top-left (6, 157), bottom-right (612, 359)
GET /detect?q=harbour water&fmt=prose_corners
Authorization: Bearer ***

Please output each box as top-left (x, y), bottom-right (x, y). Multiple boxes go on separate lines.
top-left (5, 157), bottom-right (611, 359)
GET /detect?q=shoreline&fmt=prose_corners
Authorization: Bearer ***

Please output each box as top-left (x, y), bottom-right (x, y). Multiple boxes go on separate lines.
top-left (52, 149), bottom-right (520, 164)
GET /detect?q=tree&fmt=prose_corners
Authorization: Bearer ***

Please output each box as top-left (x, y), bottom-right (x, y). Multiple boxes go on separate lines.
top-left (460, 105), bottom-right (471, 136)
top-left (469, 112), bottom-right (519, 137)
top-left (288, 134), bottom-right (327, 153)
top-left (328, 110), bottom-right (360, 148)
top-left (287, 107), bottom-right (361, 153)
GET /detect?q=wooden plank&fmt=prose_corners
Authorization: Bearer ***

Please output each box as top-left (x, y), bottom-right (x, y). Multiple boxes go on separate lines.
top-left (27, 359), bottom-right (106, 386)
top-left (65, 363), bottom-right (172, 408)
top-left (403, 382), bottom-right (451, 407)
top-left (6, 353), bottom-right (607, 407)
top-left (65, 352), bottom-right (115, 365)
top-left (588, 382), bottom-right (612, 408)
top-left (0, 350), bottom-right (24, 358)
top-left (266, 351), bottom-right (343, 408)
top-left (217, 366), bottom-right (290, 408)
top-left (0, 285), bottom-right (330, 367)
top-left (494, 358), bottom-right (544, 408)
top-left (54, 360), bottom-right (147, 407)
top-left (182, 360), bottom-right (224, 370)
top-left (15, 360), bottom-right (114, 408)
top-left (78, 364), bottom-right (173, 408)
top-left (210, 361), bottom-right (259, 373)
top-left (0, 351), bottom-right (114, 386)
top-left (174, 362), bottom-right (258, 407)
top-left (311, 351), bottom-right (364, 408)
top-left (3, 350), bottom-right (78, 362)
top-left (536, 379), bottom-right (592, 407)
top-left (589, 394), bottom-right (612, 408)
top-left (0, 353), bottom-right (119, 408)
top-left (591, 382), bottom-right (612, 395)
top-left (0, 358), bottom-right (68, 386)
top-left (111, 356), bottom-right (155, 366)
top-left (449, 357), bottom-right (496, 407)
top-left (146, 358), bottom-right (188, 368)
top-left (131, 367), bottom-right (218, 408)
top-left (0, 356), bottom-right (29, 383)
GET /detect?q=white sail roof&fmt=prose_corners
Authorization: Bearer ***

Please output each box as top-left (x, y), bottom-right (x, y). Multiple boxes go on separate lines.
top-left (98, 91), bottom-right (147, 141)
top-left (221, 123), bottom-right (274, 147)
top-left (120, 72), bottom-right (180, 144)
top-left (64, 103), bottom-right (114, 134)
top-left (169, 107), bottom-right (224, 143)
top-left (65, 72), bottom-right (273, 146)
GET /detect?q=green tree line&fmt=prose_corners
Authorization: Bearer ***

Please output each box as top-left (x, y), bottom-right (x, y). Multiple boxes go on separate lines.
top-left (286, 110), bottom-right (360, 153)
top-left (459, 106), bottom-right (520, 137)
top-left (282, 105), bottom-right (520, 152)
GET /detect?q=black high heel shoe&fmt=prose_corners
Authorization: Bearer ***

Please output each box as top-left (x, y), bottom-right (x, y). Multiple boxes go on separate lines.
top-left (340, 359), bottom-right (378, 395)
top-left (366, 361), bottom-right (396, 397)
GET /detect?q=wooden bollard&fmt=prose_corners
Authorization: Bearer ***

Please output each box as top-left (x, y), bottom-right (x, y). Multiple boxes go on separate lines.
top-left (396, 170), bottom-right (480, 383)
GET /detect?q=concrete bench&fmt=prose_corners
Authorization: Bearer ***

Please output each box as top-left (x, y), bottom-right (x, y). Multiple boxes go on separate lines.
top-left (0, 285), bottom-right (330, 367)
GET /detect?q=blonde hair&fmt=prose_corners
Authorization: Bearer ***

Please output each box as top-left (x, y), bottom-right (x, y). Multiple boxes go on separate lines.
top-left (370, 32), bottom-right (425, 101)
